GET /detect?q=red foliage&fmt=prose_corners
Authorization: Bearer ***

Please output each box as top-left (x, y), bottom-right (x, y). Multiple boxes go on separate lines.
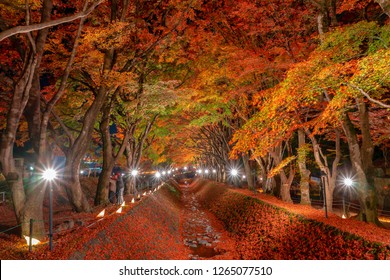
top-left (194, 180), bottom-right (390, 260)
top-left (0, 185), bottom-right (189, 260)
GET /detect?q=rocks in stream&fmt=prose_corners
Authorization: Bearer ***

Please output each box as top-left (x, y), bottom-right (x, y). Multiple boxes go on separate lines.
top-left (181, 189), bottom-right (222, 259)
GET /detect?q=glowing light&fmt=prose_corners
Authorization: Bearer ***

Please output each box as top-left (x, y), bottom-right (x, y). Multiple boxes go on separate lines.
top-left (96, 209), bottom-right (105, 218)
top-left (342, 214), bottom-right (347, 219)
top-left (155, 172), bottom-right (161, 178)
top-left (116, 207), bottom-right (122, 213)
top-left (205, 169), bottom-right (209, 174)
top-left (143, 192), bottom-right (147, 196)
top-left (184, 167), bottom-right (188, 170)
top-left (242, 175), bottom-right (246, 179)
top-left (42, 168), bottom-right (57, 181)
top-left (162, 171), bottom-right (166, 175)
top-left (231, 169), bottom-right (238, 176)
top-left (121, 201), bottom-right (125, 207)
top-left (131, 170), bottom-right (138, 176)
top-left (344, 178), bottom-right (353, 187)
top-left (24, 236), bottom-right (40, 246)
top-left (213, 169), bottom-right (216, 173)
top-left (131, 198), bottom-right (135, 203)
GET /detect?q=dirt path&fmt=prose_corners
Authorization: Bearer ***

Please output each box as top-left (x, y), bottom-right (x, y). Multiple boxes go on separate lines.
top-left (180, 184), bottom-right (239, 260)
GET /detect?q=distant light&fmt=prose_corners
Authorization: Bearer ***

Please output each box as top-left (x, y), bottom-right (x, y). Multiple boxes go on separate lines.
top-left (213, 169), bottom-right (216, 173)
top-left (131, 170), bottom-right (138, 176)
top-left (162, 171), bottom-right (166, 175)
top-left (80, 170), bottom-right (84, 174)
top-left (29, 166), bottom-right (34, 171)
top-left (184, 167), bottom-right (188, 170)
top-left (168, 170), bottom-right (171, 174)
top-left (42, 169), bottom-right (57, 181)
top-left (242, 175), bottom-right (246, 179)
top-left (344, 178), bottom-right (353, 187)
top-left (155, 172), bottom-right (161, 178)
top-left (231, 169), bottom-right (238, 176)
top-left (205, 169), bottom-right (209, 174)
top-left (131, 198), bottom-right (135, 203)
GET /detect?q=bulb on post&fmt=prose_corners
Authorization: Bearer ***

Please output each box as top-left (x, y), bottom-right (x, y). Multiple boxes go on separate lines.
top-left (344, 178), bottom-right (353, 187)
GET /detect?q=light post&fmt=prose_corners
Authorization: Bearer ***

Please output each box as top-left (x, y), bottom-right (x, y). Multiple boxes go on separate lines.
top-left (155, 171), bottom-right (161, 186)
top-left (230, 168), bottom-right (239, 187)
top-left (42, 168), bottom-right (57, 251)
top-left (131, 169), bottom-right (138, 196)
top-left (343, 177), bottom-right (353, 218)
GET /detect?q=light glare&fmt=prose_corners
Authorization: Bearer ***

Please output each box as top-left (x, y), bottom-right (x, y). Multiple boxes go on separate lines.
top-left (42, 168), bottom-right (57, 181)
top-left (344, 178), bottom-right (353, 187)
top-left (231, 169), bottom-right (238, 176)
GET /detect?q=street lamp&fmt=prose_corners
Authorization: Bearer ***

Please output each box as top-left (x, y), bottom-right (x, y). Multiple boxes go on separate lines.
top-left (230, 168), bottom-right (239, 186)
top-left (344, 178), bottom-right (353, 187)
top-left (342, 177), bottom-right (354, 218)
top-left (131, 169), bottom-right (138, 196)
top-left (42, 168), bottom-right (57, 251)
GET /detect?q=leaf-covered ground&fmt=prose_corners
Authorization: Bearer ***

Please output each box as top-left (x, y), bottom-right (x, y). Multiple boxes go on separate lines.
top-left (193, 179), bottom-right (390, 259)
top-left (1, 178), bottom-right (389, 259)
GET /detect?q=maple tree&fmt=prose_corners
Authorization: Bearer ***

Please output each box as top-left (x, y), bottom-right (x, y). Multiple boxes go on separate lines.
top-left (0, 0), bottom-right (103, 239)
top-left (0, 0), bottom-right (388, 249)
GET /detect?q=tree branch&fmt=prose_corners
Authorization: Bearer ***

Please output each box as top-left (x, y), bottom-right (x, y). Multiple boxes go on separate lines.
top-left (348, 83), bottom-right (390, 109)
top-left (0, 0), bottom-right (105, 41)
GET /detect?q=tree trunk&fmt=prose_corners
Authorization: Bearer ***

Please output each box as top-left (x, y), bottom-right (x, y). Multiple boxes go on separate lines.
top-left (306, 129), bottom-right (341, 213)
top-left (95, 167), bottom-right (112, 205)
top-left (94, 91), bottom-right (130, 205)
top-left (298, 130), bottom-right (311, 205)
top-left (24, 76), bottom-right (41, 154)
top-left (341, 110), bottom-right (379, 224)
top-left (242, 154), bottom-right (254, 191)
top-left (21, 177), bottom-right (47, 239)
top-left (63, 156), bottom-right (91, 212)
top-left (270, 145), bottom-right (293, 203)
top-left (0, 0), bottom-right (53, 238)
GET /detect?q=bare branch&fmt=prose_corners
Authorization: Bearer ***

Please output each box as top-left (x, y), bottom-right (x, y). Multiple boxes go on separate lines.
top-left (0, 0), bottom-right (105, 41)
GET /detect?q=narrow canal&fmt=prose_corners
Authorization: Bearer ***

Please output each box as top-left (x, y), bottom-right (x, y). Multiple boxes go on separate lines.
top-left (180, 183), bottom-right (238, 260)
